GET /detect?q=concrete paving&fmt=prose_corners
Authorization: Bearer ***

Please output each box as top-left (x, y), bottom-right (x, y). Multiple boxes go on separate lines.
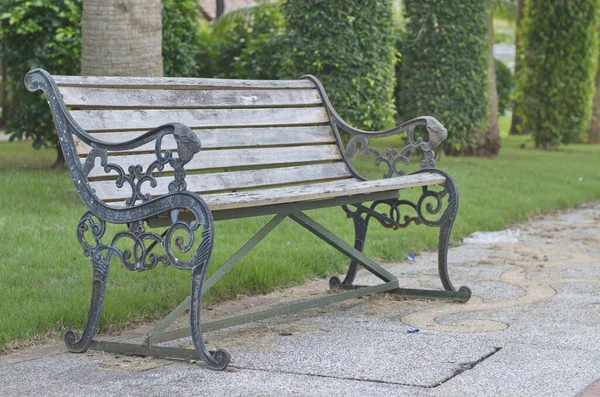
top-left (2, 201), bottom-right (600, 397)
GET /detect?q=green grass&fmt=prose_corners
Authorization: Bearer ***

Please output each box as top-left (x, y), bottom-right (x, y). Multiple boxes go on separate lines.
top-left (1, 116), bottom-right (600, 352)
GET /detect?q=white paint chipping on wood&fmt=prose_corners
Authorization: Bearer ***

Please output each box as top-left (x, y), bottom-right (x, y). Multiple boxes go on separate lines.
top-left (73, 126), bottom-right (335, 155)
top-left (70, 107), bottom-right (329, 131)
top-left (90, 163), bottom-right (354, 201)
top-left (104, 173), bottom-right (446, 211)
top-left (82, 145), bottom-right (343, 178)
top-left (54, 75), bottom-right (315, 90)
top-left (60, 87), bottom-right (323, 109)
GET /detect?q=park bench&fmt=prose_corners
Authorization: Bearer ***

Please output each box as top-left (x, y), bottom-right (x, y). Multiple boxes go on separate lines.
top-left (26, 68), bottom-right (471, 371)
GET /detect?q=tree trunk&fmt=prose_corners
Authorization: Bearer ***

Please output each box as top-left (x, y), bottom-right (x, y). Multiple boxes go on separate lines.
top-left (81, 0), bottom-right (163, 77)
top-left (476, 5), bottom-right (501, 156)
top-left (588, 30), bottom-right (600, 143)
top-left (509, 0), bottom-right (524, 135)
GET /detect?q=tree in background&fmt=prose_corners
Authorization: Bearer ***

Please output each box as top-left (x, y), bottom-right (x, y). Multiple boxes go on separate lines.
top-left (515, 0), bottom-right (599, 148)
top-left (0, 0), bottom-right (200, 166)
top-left (397, 0), bottom-right (491, 155)
top-left (509, 0), bottom-right (524, 135)
top-left (588, 28), bottom-right (600, 144)
top-left (81, 0), bottom-right (163, 76)
top-left (281, 0), bottom-right (397, 131)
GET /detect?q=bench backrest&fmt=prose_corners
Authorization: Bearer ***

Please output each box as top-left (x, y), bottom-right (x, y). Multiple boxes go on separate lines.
top-left (52, 75), bottom-right (354, 205)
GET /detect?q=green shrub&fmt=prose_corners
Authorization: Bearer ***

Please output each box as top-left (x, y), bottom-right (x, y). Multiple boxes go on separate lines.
top-left (515, 0), bottom-right (599, 148)
top-left (281, 0), bottom-right (397, 131)
top-left (0, 0), bottom-right (205, 162)
top-left (495, 59), bottom-right (514, 116)
top-left (0, 0), bottom-right (82, 163)
top-left (396, 0), bottom-right (490, 155)
top-left (210, 3), bottom-right (285, 79)
top-left (162, 0), bottom-right (204, 77)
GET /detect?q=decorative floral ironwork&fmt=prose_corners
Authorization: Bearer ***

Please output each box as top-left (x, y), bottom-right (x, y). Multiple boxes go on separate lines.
top-left (25, 68), bottom-right (230, 370)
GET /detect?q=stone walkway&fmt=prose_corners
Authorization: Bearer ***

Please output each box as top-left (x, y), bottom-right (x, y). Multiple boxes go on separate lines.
top-left (1, 201), bottom-right (600, 396)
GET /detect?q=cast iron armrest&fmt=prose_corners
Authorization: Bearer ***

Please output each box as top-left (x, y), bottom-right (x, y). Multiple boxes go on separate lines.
top-left (25, 68), bottom-right (203, 218)
top-left (301, 74), bottom-right (448, 179)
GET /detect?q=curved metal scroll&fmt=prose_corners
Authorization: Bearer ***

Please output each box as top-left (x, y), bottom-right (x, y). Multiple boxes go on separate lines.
top-left (301, 74), bottom-right (447, 178)
top-left (25, 68), bottom-right (201, 215)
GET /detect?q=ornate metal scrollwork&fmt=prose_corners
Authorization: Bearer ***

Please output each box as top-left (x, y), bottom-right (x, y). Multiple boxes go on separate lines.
top-left (342, 176), bottom-right (454, 231)
top-left (344, 118), bottom-right (447, 179)
top-left (82, 124), bottom-right (201, 207)
top-left (77, 210), bottom-right (211, 272)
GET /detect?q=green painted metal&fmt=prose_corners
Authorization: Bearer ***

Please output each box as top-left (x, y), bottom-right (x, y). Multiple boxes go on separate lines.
top-left (289, 212), bottom-right (397, 282)
top-left (89, 341), bottom-right (201, 362)
top-left (146, 281), bottom-right (398, 345)
top-left (148, 214), bottom-right (287, 337)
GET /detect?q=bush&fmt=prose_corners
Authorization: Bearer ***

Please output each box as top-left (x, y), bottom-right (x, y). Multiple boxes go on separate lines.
top-left (281, 0), bottom-right (397, 131)
top-left (515, 0), bottom-right (599, 148)
top-left (495, 59), bottom-right (514, 116)
top-left (162, 0), bottom-right (204, 77)
top-left (0, 0), bottom-right (82, 163)
top-left (0, 0), bottom-right (204, 162)
top-left (396, 0), bottom-right (490, 155)
top-left (210, 3), bottom-right (285, 79)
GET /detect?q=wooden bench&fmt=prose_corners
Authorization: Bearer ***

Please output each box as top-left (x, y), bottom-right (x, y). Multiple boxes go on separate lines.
top-left (26, 68), bottom-right (470, 371)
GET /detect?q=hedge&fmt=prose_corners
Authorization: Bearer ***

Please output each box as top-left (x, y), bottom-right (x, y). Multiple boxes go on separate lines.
top-left (281, 0), bottom-right (397, 131)
top-left (515, 0), bottom-right (599, 148)
top-left (396, 0), bottom-right (490, 155)
top-left (495, 59), bottom-right (514, 116)
top-left (0, 0), bottom-right (205, 161)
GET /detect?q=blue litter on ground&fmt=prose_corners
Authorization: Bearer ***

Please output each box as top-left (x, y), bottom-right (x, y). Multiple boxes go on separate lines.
top-left (407, 328), bottom-right (420, 334)
top-left (408, 254), bottom-right (415, 261)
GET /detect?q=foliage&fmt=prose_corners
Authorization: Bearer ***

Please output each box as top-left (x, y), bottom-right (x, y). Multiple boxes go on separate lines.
top-left (207, 3), bottom-right (285, 79)
top-left (0, 0), bottom-right (82, 156)
top-left (281, 0), bottom-right (397, 131)
top-left (162, 0), bottom-right (204, 77)
top-left (515, 0), bottom-right (599, 148)
top-left (396, 0), bottom-right (490, 155)
top-left (0, 0), bottom-right (207, 159)
top-left (495, 59), bottom-right (514, 116)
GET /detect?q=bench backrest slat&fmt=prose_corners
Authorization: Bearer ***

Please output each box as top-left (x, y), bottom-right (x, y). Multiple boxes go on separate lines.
top-left (54, 75), bottom-right (353, 205)
top-left (90, 163), bottom-right (353, 202)
top-left (73, 126), bottom-right (336, 155)
top-left (60, 87), bottom-right (322, 109)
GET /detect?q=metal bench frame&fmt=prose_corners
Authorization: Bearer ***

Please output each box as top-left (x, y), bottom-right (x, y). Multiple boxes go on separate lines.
top-left (27, 68), bottom-right (470, 371)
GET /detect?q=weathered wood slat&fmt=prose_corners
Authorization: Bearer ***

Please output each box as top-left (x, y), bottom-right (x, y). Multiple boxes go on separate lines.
top-left (70, 107), bottom-right (329, 131)
top-left (54, 75), bottom-right (314, 90)
top-left (203, 173), bottom-right (446, 211)
top-left (83, 145), bottom-right (343, 179)
top-left (90, 163), bottom-right (353, 201)
top-left (106, 173), bottom-right (446, 211)
top-left (60, 88), bottom-right (322, 109)
top-left (74, 126), bottom-right (335, 155)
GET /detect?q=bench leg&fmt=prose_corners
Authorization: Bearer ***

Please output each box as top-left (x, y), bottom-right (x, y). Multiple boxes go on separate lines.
top-left (435, 171), bottom-right (470, 296)
top-left (64, 255), bottom-right (109, 353)
top-left (330, 207), bottom-right (370, 288)
top-left (190, 262), bottom-right (231, 371)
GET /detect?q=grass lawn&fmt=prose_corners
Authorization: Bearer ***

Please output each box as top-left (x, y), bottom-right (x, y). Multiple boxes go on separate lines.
top-left (1, 116), bottom-right (600, 352)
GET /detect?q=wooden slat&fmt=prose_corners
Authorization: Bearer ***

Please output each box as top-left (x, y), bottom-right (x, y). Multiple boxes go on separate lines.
top-left (90, 163), bottom-right (353, 201)
top-left (105, 173), bottom-right (446, 211)
top-left (204, 173), bottom-right (446, 211)
top-left (73, 126), bottom-right (335, 155)
top-left (83, 145), bottom-right (343, 179)
top-left (54, 75), bottom-right (314, 90)
top-left (60, 87), bottom-right (322, 109)
top-left (70, 107), bottom-right (329, 131)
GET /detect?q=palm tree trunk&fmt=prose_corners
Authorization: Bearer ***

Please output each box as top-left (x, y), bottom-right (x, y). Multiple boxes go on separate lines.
top-left (81, 0), bottom-right (163, 77)
top-left (476, 4), bottom-right (501, 156)
top-left (509, 0), bottom-right (524, 135)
